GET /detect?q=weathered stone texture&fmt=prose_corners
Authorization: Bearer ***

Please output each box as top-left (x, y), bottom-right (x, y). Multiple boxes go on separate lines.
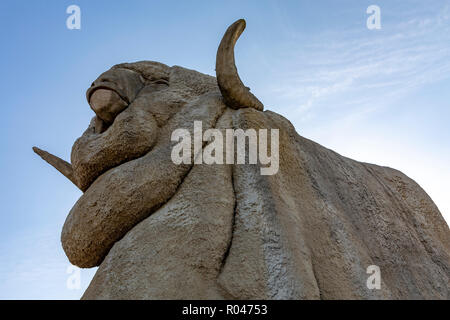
top-left (34, 20), bottom-right (450, 300)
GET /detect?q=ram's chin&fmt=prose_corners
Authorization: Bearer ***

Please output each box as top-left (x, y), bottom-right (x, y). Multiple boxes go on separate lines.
top-left (89, 88), bottom-right (128, 127)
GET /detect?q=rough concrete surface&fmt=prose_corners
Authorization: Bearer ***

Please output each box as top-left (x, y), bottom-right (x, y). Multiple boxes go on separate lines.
top-left (34, 20), bottom-right (450, 300)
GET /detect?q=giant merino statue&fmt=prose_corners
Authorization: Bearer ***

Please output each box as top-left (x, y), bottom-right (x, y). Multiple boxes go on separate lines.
top-left (34, 19), bottom-right (450, 299)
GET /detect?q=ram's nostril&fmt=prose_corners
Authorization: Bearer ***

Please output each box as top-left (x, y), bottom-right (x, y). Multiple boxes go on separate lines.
top-left (98, 76), bottom-right (114, 83)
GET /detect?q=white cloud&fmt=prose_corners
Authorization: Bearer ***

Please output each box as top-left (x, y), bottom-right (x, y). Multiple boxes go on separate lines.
top-left (264, 4), bottom-right (450, 120)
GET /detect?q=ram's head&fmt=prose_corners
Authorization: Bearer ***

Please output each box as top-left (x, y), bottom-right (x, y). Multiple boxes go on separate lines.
top-left (33, 19), bottom-right (263, 268)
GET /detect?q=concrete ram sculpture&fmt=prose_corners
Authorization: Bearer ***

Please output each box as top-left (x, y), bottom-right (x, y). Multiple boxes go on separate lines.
top-left (34, 19), bottom-right (450, 299)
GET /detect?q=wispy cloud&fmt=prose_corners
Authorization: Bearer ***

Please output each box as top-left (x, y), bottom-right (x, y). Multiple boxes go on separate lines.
top-left (263, 4), bottom-right (450, 123)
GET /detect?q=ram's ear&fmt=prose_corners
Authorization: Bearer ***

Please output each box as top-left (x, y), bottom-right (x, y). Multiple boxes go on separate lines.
top-left (216, 19), bottom-right (264, 111)
top-left (32, 146), bottom-right (82, 191)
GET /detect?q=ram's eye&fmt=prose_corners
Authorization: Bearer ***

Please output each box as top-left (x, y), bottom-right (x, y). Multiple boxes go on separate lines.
top-left (154, 79), bottom-right (169, 85)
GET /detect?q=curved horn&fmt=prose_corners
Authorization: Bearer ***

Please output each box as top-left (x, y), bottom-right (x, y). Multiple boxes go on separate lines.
top-left (216, 19), bottom-right (263, 111)
top-left (33, 146), bottom-right (82, 191)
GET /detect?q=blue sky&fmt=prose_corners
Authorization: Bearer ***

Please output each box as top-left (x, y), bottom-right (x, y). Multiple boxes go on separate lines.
top-left (0, 0), bottom-right (449, 299)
